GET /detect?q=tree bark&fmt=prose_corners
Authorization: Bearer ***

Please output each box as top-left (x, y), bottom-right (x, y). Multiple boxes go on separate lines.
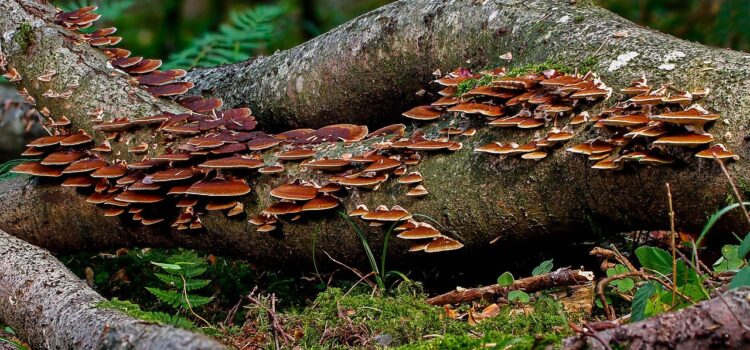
top-left (563, 287), bottom-right (750, 350)
top-left (0, 229), bottom-right (226, 350)
top-left (0, 0), bottom-right (749, 269)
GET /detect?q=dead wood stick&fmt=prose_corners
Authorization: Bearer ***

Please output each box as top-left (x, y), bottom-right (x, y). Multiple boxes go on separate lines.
top-left (426, 268), bottom-right (593, 306)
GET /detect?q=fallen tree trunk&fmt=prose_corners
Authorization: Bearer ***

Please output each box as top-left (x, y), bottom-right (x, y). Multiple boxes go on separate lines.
top-left (0, 229), bottom-right (226, 349)
top-left (0, 0), bottom-right (749, 269)
top-left (563, 287), bottom-right (750, 349)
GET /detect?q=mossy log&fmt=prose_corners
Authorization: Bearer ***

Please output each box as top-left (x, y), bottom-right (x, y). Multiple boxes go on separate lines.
top-left (0, 0), bottom-right (749, 271)
top-left (0, 228), bottom-right (226, 349)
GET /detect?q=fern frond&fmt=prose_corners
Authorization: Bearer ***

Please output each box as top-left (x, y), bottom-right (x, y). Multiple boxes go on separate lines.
top-left (146, 287), bottom-right (184, 308)
top-left (164, 5), bottom-right (286, 69)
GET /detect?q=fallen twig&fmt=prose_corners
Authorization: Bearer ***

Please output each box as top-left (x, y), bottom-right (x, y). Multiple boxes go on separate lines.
top-left (426, 268), bottom-right (593, 305)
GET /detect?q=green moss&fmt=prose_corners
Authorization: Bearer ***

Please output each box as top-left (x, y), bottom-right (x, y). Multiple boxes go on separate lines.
top-left (456, 74), bottom-right (495, 96)
top-left (506, 60), bottom-right (573, 77)
top-left (574, 15), bottom-right (585, 23)
top-left (13, 23), bottom-right (34, 52)
top-left (579, 56), bottom-right (599, 72)
top-left (96, 298), bottom-right (195, 329)
top-left (284, 286), bottom-right (571, 349)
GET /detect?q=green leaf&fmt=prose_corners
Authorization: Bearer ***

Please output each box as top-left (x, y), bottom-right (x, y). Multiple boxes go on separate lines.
top-left (729, 267), bottom-right (750, 289)
top-left (635, 247), bottom-right (672, 275)
top-left (531, 259), bottom-right (554, 276)
top-left (497, 272), bottom-right (514, 287)
top-left (508, 290), bottom-right (530, 303)
top-left (738, 233), bottom-right (750, 259)
top-left (631, 281), bottom-right (657, 322)
top-left (713, 245), bottom-right (745, 272)
top-left (151, 262), bottom-right (181, 271)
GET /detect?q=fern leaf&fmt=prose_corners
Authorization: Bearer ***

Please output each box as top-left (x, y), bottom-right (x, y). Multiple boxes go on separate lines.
top-left (145, 287), bottom-right (183, 308)
top-left (164, 5), bottom-right (286, 69)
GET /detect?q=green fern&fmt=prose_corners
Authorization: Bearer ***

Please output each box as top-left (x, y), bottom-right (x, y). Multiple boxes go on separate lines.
top-left (97, 298), bottom-right (195, 329)
top-left (164, 5), bottom-right (286, 69)
top-left (146, 250), bottom-right (214, 311)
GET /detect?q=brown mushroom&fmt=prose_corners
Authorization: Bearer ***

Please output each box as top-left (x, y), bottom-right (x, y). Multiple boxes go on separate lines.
top-left (695, 144), bottom-right (739, 160)
top-left (406, 185), bottom-right (429, 197)
top-left (199, 156), bottom-right (264, 170)
top-left (90, 163), bottom-right (128, 178)
top-left (653, 133), bottom-right (714, 146)
top-left (10, 162), bottom-right (63, 177)
top-left (115, 191), bottom-right (165, 204)
top-left (424, 237), bottom-right (464, 253)
top-left (402, 106), bottom-right (444, 121)
top-left (186, 179), bottom-right (252, 197)
top-left (302, 195), bottom-right (340, 211)
top-left (397, 224), bottom-right (441, 240)
top-left (270, 184), bottom-right (318, 201)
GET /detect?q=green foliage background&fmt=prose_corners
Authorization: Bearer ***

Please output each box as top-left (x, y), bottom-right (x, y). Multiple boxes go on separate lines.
top-left (49, 0), bottom-right (750, 71)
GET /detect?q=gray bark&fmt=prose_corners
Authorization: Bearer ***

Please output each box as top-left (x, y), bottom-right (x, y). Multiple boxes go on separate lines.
top-left (564, 287), bottom-right (750, 350)
top-left (0, 229), bottom-right (226, 350)
top-left (0, 0), bottom-right (748, 267)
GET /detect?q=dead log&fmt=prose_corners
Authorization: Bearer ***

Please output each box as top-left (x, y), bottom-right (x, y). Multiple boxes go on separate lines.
top-left (563, 287), bottom-right (750, 350)
top-left (426, 268), bottom-right (593, 305)
top-left (0, 229), bottom-right (226, 349)
top-left (0, 0), bottom-right (748, 269)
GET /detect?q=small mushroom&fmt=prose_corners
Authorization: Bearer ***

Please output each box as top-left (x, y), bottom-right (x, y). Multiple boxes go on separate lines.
top-left (10, 162), bottom-right (63, 177)
top-left (402, 106), bottom-right (444, 121)
top-left (349, 204), bottom-right (369, 217)
top-left (695, 144), bottom-right (739, 160)
top-left (397, 224), bottom-right (441, 240)
top-left (301, 195), bottom-right (340, 211)
top-left (270, 184), bottom-right (318, 201)
top-left (186, 179), bottom-right (252, 197)
top-left (424, 237), bottom-right (464, 253)
top-left (406, 185), bottom-right (429, 197)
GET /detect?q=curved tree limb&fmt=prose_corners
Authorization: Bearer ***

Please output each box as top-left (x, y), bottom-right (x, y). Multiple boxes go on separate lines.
top-left (0, 229), bottom-right (226, 349)
top-left (0, 0), bottom-right (748, 269)
top-left (563, 287), bottom-right (750, 350)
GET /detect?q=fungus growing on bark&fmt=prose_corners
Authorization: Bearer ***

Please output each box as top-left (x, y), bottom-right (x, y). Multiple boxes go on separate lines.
top-left (62, 158), bottom-right (108, 174)
top-left (349, 204), bottom-right (369, 217)
top-left (60, 131), bottom-right (93, 146)
top-left (146, 82), bottom-right (194, 97)
top-left (228, 202), bottom-right (245, 217)
top-left (150, 168), bottom-right (195, 183)
top-left (301, 195), bottom-right (340, 211)
top-left (2, 67), bottom-right (21, 82)
top-left (91, 163), bottom-right (128, 178)
top-left (447, 103), bottom-right (504, 117)
top-left (178, 97), bottom-right (223, 113)
top-left (186, 179), bottom-right (252, 197)
top-left (303, 158), bottom-right (351, 172)
top-left (695, 144), bottom-right (739, 160)
top-left (199, 156), bottom-right (264, 170)
top-left (397, 224), bottom-right (441, 240)
top-left (264, 202), bottom-right (303, 216)
top-left (205, 199), bottom-right (238, 211)
top-left (277, 148), bottom-right (316, 161)
top-left (368, 124), bottom-right (406, 138)
top-left (364, 157), bottom-right (401, 172)
top-left (402, 106), bottom-right (444, 121)
top-left (41, 151), bottom-right (84, 165)
top-left (259, 165), bottom-right (285, 174)
top-left (115, 191), bottom-right (165, 204)
top-left (62, 175), bottom-right (96, 187)
top-left (424, 237), bottom-right (464, 253)
top-left (406, 185), bottom-right (429, 197)
top-left (270, 184), bottom-right (318, 201)
top-left (361, 205), bottom-right (412, 221)
top-left (10, 162), bottom-right (63, 177)
top-left (652, 133), bottom-right (714, 146)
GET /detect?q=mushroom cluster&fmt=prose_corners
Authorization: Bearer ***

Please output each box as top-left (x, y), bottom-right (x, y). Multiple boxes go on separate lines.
top-left (349, 205), bottom-right (464, 253)
top-left (564, 77), bottom-right (736, 169)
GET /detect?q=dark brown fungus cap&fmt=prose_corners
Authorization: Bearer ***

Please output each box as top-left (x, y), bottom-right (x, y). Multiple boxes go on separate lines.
top-left (270, 184), bottom-right (318, 201)
top-left (10, 162), bottom-right (63, 177)
top-left (186, 179), bottom-right (251, 197)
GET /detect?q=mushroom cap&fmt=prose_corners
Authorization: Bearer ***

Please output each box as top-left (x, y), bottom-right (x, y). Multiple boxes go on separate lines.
top-left (488, 116), bottom-right (526, 127)
top-left (408, 242), bottom-right (430, 252)
top-left (570, 88), bottom-right (609, 99)
top-left (367, 124), bottom-right (406, 138)
top-left (424, 237), bottom-right (464, 253)
top-left (115, 191), bottom-right (165, 204)
top-left (629, 94), bottom-right (664, 105)
top-left (319, 183), bottom-right (343, 193)
top-left (270, 184), bottom-right (318, 201)
top-left (695, 144), bottom-right (739, 160)
top-left (227, 202), bottom-right (245, 217)
top-left (247, 137), bottom-right (281, 151)
top-left (600, 114), bottom-right (650, 127)
top-left (129, 180), bottom-right (160, 191)
top-left (178, 96), bottom-right (223, 113)
top-left (521, 151), bottom-right (548, 160)
top-left (186, 179), bottom-right (252, 197)
top-left (41, 151), bottom-right (85, 166)
top-left (398, 172), bottom-right (423, 184)
top-left (21, 147), bottom-right (45, 157)
top-left (649, 109), bottom-right (720, 125)
top-left (303, 158), bottom-right (351, 171)
top-left (259, 165), bottom-right (285, 174)
top-left (26, 135), bottom-right (66, 148)
top-left (11, 162), bottom-right (63, 177)
top-left (407, 140), bottom-right (456, 151)
top-left (199, 156), bottom-right (264, 169)
top-left (206, 199), bottom-right (238, 211)
top-left (90, 163), bottom-right (128, 178)
top-left (62, 175), bottom-right (96, 187)
top-left (639, 153), bottom-right (674, 165)
top-left (146, 82), bottom-right (194, 97)
top-left (397, 225), bottom-right (441, 240)
top-left (307, 124), bottom-right (369, 143)
top-left (653, 133), bottom-right (714, 146)
top-left (406, 185), bottom-right (429, 197)
top-left (492, 76), bottom-right (537, 90)
top-left (447, 103), bottom-right (504, 117)
top-left (264, 202), bottom-right (303, 215)
top-left (103, 207), bottom-right (125, 217)
top-left (302, 195), bottom-right (340, 211)
top-left (361, 206), bottom-right (411, 221)
top-left (150, 168), bottom-right (195, 182)
top-left (591, 159), bottom-right (620, 170)
top-left (402, 106), bottom-right (444, 121)
top-left (540, 75), bottom-right (581, 87)
top-left (277, 148), bottom-right (316, 161)
top-left (141, 217), bottom-right (165, 225)
top-left (257, 224), bottom-right (277, 233)
top-left (364, 157), bottom-right (402, 172)
top-left (349, 204), bottom-right (369, 217)
top-left (546, 130), bottom-right (574, 142)
top-left (176, 198), bottom-right (199, 207)
top-left (336, 174), bottom-right (387, 188)
top-left (624, 125), bottom-right (667, 138)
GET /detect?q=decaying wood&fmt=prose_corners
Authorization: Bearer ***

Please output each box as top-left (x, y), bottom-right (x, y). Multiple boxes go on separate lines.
top-left (0, 229), bottom-right (226, 350)
top-left (563, 287), bottom-right (750, 350)
top-left (0, 0), bottom-right (749, 269)
top-left (426, 268), bottom-right (593, 305)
